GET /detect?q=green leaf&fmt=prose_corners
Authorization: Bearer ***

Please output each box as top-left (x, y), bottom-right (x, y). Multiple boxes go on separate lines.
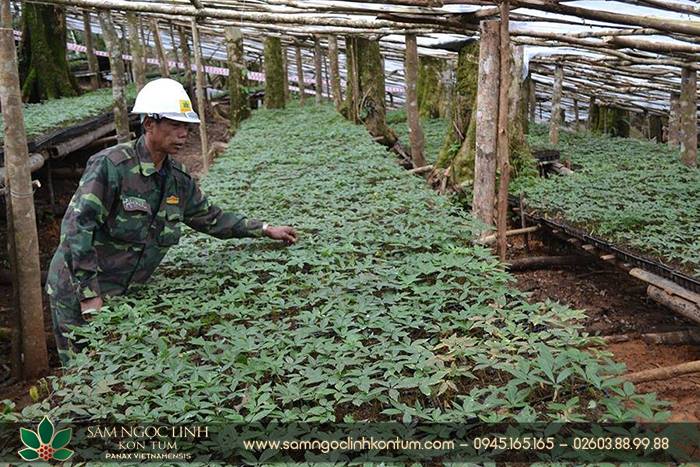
top-left (38, 417), bottom-right (54, 444)
top-left (52, 448), bottom-right (74, 461)
top-left (19, 428), bottom-right (40, 449)
top-left (51, 428), bottom-right (72, 449)
top-left (18, 448), bottom-right (39, 461)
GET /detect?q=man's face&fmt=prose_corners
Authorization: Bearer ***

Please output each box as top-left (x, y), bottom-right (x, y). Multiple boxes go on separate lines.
top-left (144, 118), bottom-right (190, 155)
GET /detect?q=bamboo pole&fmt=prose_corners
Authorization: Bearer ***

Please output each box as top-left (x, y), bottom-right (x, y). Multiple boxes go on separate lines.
top-left (528, 76), bottom-right (536, 123)
top-left (668, 92), bottom-right (681, 148)
top-left (178, 26), bottom-right (193, 95)
top-left (404, 34), bottom-right (427, 168)
top-left (472, 20), bottom-right (500, 229)
top-left (679, 67), bottom-right (697, 167)
top-left (549, 63), bottom-right (564, 145)
top-left (314, 36), bottom-right (323, 104)
top-left (328, 35), bottom-right (342, 110)
top-left (0, 0), bottom-right (49, 379)
top-left (98, 10), bottom-right (130, 143)
top-left (82, 9), bottom-right (100, 90)
top-left (149, 18), bottom-right (170, 77)
top-left (126, 12), bottom-right (146, 92)
top-left (496, 1), bottom-right (512, 262)
top-left (295, 45), bottom-right (305, 105)
top-left (191, 19), bottom-right (209, 171)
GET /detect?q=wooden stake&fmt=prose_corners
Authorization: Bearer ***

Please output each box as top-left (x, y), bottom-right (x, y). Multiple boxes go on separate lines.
top-left (82, 9), bottom-right (100, 90)
top-left (295, 45), bottom-right (305, 105)
top-left (126, 12), bottom-right (146, 92)
top-left (472, 20), bottom-right (500, 229)
top-left (314, 36), bottom-right (323, 104)
top-left (98, 10), bottom-right (130, 143)
top-left (496, 1), bottom-right (512, 262)
top-left (404, 33), bottom-right (427, 169)
top-left (0, 0), bottom-right (49, 379)
top-left (149, 18), bottom-right (170, 77)
top-left (328, 35), bottom-right (342, 110)
top-left (679, 67), bottom-right (697, 167)
top-left (191, 19), bottom-right (208, 172)
top-left (549, 63), bottom-right (564, 145)
top-left (668, 92), bottom-right (681, 148)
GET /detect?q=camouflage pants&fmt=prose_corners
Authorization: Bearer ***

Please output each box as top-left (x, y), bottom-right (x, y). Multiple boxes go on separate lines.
top-left (46, 254), bottom-right (87, 366)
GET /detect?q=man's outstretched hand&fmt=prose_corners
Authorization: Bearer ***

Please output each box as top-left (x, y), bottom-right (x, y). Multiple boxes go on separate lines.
top-left (80, 296), bottom-right (103, 322)
top-left (264, 226), bottom-right (298, 245)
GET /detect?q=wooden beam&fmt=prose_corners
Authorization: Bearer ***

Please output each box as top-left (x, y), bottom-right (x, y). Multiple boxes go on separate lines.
top-left (0, 0), bottom-right (49, 379)
top-left (191, 18), bottom-right (209, 171)
top-left (404, 33), bottom-right (427, 169)
top-left (496, 0), bottom-right (511, 262)
top-left (472, 20), bottom-right (500, 229)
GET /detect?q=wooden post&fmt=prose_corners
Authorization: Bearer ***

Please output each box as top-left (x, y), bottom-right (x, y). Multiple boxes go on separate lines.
top-left (314, 36), bottom-right (323, 104)
top-left (404, 34), bottom-right (427, 168)
top-left (126, 12), bottom-right (146, 92)
top-left (496, 1), bottom-right (512, 262)
top-left (668, 91), bottom-right (681, 148)
top-left (0, 0), bottom-right (49, 379)
top-left (178, 26), bottom-right (193, 96)
top-left (528, 76), bottom-right (536, 123)
top-left (328, 35), bottom-right (342, 110)
top-left (679, 67), bottom-right (697, 167)
top-left (549, 63), bottom-right (564, 145)
top-left (149, 18), bottom-right (170, 77)
top-left (82, 9), bottom-right (99, 90)
top-left (119, 24), bottom-right (131, 84)
top-left (168, 22), bottom-right (180, 75)
top-left (323, 53), bottom-right (330, 103)
top-left (295, 45), bottom-right (305, 105)
top-left (225, 26), bottom-right (248, 133)
top-left (587, 95), bottom-right (596, 130)
top-left (191, 19), bottom-right (208, 171)
top-left (472, 20), bottom-right (500, 229)
top-left (98, 11), bottom-right (130, 143)
top-left (573, 99), bottom-right (579, 130)
top-left (282, 45), bottom-right (290, 102)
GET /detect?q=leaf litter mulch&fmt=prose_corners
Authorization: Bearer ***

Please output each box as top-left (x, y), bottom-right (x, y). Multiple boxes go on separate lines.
top-left (2, 103), bottom-right (672, 463)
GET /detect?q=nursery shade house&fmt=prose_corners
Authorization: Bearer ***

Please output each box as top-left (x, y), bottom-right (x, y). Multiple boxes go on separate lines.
top-left (1, 0), bottom-right (700, 463)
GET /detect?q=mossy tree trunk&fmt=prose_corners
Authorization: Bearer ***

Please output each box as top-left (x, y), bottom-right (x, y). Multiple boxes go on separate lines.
top-left (587, 96), bottom-right (598, 130)
top-left (341, 36), bottom-right (360, 122)
top-left (19, 3), bottom-right (78, 102)
top-left (668, 92), bottom-right (681, 148)
top-left (82, 10), bottom-right (99, 90)
top-left (225, 27), bottom-right (250, 134)
top-left (354, 37), bottom-right (397, 146)
top-left (126, 12), bottom-right (146, 92)
top-left (435, 41), bottom-right (479, 172)
top-left (506, 45), bottom-right (534, 179)
top-left (282, 45), bottom-right (290, 102)
top-left (314, 36), bottom-right (323, 104)
top-left (404, 34), bottom-right (426, 168)
top-left (178, 26), bottom-right (193, 97)
top-left (417, 55), bottom-right (443, 119)
top-left (264, 37), bottom-right (285, 109)
top-left (594, 105), bottom-right (630, 137)
top-left (294, 45), bottom-right (305, 106)
top-left (679, 67), bottom-right (697, 167)
top-left (98, 10), bottom-right (129, 143)
top-left (549, 63), bottom-right (564, 145)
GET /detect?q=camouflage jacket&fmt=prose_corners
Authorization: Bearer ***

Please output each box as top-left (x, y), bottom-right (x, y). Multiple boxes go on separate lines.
top-left (48, 136), bottom-right (264, 302)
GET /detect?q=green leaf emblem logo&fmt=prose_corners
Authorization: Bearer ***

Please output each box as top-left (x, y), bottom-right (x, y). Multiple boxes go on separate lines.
top-left (18, 416), bottom-right (73, 462)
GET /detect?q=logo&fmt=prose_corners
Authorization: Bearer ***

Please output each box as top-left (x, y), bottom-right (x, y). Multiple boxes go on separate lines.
top-left (166, 195), bottom-right (180, 205)
top-left (19, 416), bottom-right (73, 462)
top-left (179, 99), bottom-right (193, 113)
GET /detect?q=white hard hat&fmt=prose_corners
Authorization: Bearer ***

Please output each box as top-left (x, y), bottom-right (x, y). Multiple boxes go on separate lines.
top-left (131, 78), bottom-right (201, 124)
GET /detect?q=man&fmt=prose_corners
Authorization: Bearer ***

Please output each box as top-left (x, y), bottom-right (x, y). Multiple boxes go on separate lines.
top-left (46, 78), bottom-right (297, 365)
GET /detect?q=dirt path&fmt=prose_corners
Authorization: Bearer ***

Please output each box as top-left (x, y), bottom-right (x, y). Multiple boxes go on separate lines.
top-left (510, 235), bottom-right (700, 422)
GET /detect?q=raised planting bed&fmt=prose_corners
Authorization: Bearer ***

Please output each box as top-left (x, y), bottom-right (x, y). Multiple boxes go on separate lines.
top-left (514, 124), bottom-right (700, 280)
top-left (2, 104), bottom-right (669, 462)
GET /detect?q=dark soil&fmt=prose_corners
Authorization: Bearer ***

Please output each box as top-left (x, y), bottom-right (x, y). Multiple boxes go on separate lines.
top-left (0, 112), bottom-right (229, 408)
top-left (508, 233), bottom-right (700, 422)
